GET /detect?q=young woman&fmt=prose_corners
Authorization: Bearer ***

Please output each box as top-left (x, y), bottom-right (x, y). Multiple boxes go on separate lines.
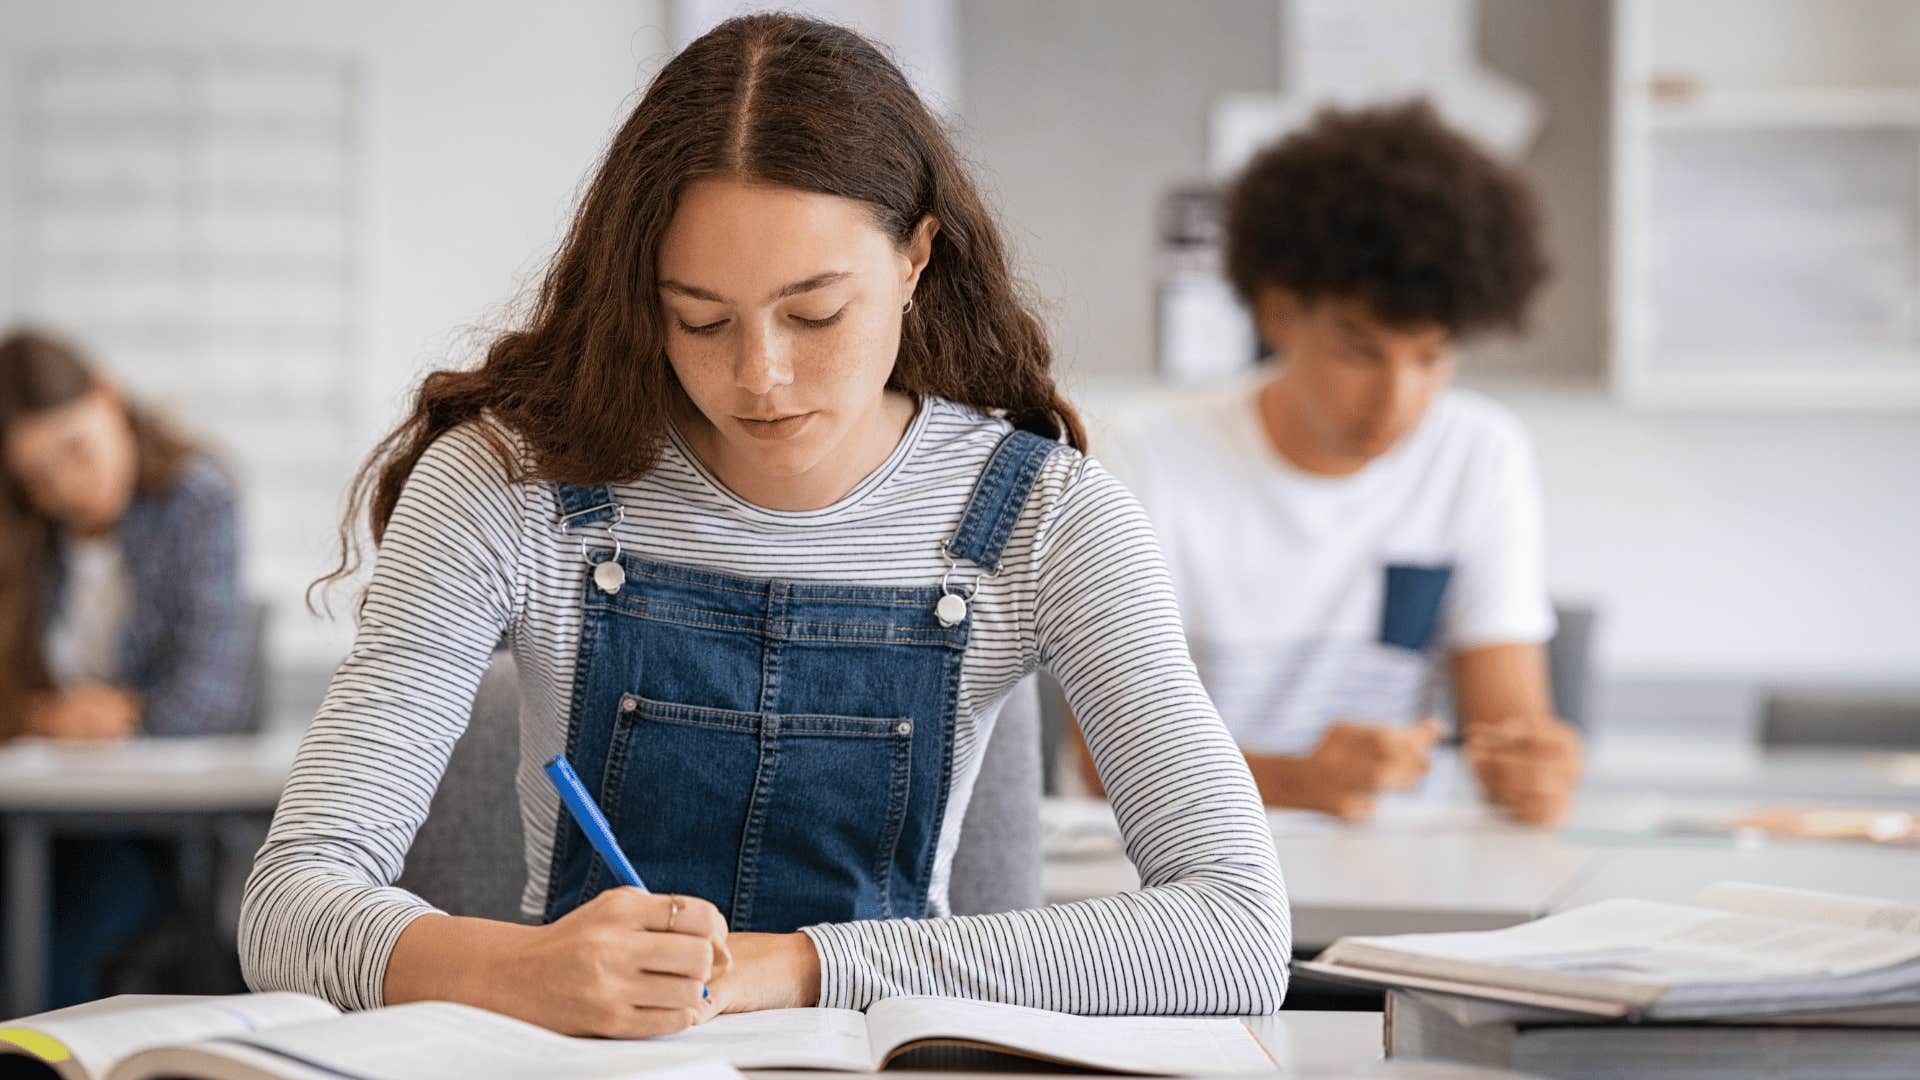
top-left (240, 14), bottom-right (1289, 1035)
top-left (1, 327), bottom-right (255, 1005)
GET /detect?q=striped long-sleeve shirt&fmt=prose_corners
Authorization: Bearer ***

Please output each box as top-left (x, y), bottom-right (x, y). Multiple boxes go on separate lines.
top-left (238, 395), bottom-right (1290, 1015)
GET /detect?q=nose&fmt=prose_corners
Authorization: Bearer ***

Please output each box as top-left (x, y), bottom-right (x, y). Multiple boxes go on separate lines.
top-left (732, 322), bottom-right (793, 397)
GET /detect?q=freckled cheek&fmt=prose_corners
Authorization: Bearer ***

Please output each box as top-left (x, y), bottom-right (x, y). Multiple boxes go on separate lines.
top-left (791, 316), bottom-right (899, 392)
top-left (663, 341), bottom-right (740, 408)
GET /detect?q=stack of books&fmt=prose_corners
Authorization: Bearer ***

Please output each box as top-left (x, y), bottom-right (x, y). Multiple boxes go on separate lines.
top-left (1304, 882), bottom-right (1920, 1079)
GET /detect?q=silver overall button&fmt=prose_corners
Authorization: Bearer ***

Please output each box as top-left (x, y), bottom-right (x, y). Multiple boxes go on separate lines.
top-left (593, 559), bottom-right (626, 594)
top-left (935, 592), bottom-right (968, 627)
top-left (619, 695), bottom-right (638, 713)
top-left (896, 721), bottom-right (913, 736)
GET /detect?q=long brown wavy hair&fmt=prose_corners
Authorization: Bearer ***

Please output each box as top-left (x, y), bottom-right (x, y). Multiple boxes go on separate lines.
top-left (318, 13), bottom-right (1085, 604)
top-left (0, 329), bottom-right (196, 736)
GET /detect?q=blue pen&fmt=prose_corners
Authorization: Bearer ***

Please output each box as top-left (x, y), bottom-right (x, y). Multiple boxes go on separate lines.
top-left (545, 754), bottom-right (707, 999)
top-left (544, 753), bottom-right (648, 889)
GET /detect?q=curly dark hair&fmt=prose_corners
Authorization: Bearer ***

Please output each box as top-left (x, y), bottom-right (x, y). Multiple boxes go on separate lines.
top-left (1224, 100), bottom-right (1548, 336)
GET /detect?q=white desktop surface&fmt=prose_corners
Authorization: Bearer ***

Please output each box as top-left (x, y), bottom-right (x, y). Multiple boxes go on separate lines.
top-left (1554, 841), bottom-right (1920, 910)
top-left (0, 732), bottom-right (298, 812)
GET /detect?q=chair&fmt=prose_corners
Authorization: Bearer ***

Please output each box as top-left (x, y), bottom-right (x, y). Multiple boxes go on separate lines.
top-left (397, 655), bottom-right (1046, 921)
top-left (1759, 689), bottom-right (1920, 750)
top-left (1547, 601), bottom-right (1599, 731)
top-left (395, 653), bottom-right (529, 922)
top-left (948, 675), bottom-right (1044, 915)
top-left (238, 599), bottom-right (272, 733)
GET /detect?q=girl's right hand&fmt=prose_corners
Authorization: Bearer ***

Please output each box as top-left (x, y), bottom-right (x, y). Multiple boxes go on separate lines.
top-left (387, 888), bottom-right (730, 1038)
top-left (500, 888), bottom-right (731, 1037)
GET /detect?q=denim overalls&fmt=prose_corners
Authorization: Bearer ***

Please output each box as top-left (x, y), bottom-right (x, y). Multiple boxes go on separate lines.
top-left (540, 428), bottom-right (1061, 932)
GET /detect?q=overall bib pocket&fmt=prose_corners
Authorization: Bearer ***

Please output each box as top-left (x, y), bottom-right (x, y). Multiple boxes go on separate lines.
top-left (586, 693), bottom-right (914, 931)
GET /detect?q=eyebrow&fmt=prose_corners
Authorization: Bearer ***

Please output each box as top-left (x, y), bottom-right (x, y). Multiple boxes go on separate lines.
top-left (659, 271), bottom-right (854, 305)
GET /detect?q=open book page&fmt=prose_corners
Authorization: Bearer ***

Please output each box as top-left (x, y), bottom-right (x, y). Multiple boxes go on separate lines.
top-left (649, 1008), bottom-right (873, 1071)
top-left (1397, 984), bottom-right (1920, 1032)
top-left (1694, 882), bottom-right (1920, 936)
top-left (3, 994), bottom-right (336, 1079)
top-left (1328, 898), bottom-right (1920, 1002)
top-left (863, 996), bottom-right (1274, 1076)
top-left (124, 1002), bottom-right (743, 1080)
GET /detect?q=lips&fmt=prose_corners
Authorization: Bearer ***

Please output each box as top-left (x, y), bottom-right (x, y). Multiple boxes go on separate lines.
top-left (735, 411), bottom-right (815, 440)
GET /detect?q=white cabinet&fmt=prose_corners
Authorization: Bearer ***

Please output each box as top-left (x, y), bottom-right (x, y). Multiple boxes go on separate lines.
top-left (1610, 0), bottom-right (1920, 408)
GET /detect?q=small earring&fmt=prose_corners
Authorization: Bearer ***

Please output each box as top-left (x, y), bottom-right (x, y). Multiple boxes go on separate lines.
top-left (902, 298), bottom-right (915, 314)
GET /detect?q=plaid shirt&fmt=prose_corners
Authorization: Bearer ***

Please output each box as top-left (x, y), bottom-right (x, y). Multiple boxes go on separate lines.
top-left (47, 455), bottom-right (257, 736)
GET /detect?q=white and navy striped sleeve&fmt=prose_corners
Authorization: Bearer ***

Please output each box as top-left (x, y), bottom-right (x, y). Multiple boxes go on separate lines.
top-left (236, 423), bottom-right (531, 1010)
top-left (800, 456), bottom-right (1292, 1015)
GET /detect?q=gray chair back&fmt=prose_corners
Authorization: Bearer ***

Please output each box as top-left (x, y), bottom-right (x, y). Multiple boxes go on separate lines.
top-left (396, 652), bottom-right (529, 922)
top-left (1548, 602), bottom-right (1598, 731)
top-left (239, 599), bottom-right (272, 733)
top-left (948, 675), bottom-right (1044, 915)
top-left (398, 655), bottom-right (1045, 921)
top-left (1760, 690), bottom-right (1920, 749)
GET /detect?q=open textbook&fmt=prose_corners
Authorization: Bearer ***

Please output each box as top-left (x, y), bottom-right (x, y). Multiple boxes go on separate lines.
top-left (1302, 881), bottom-right (1920, 1021)
top-left (654, 995), bottom-right (1274, 1074)
top-left (0, 992), bottom-right (1272, 1079)
top-left (0, 993), bottom-right (741, 1080)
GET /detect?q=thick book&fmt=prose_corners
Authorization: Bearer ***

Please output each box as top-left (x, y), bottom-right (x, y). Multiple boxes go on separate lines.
top-left (1384, 988), bottom-right (1920, 1080)
top-left (0, 993), bottom-right (1273, 1079)
top-left (1301, 882), bottom-right (1920, 1022)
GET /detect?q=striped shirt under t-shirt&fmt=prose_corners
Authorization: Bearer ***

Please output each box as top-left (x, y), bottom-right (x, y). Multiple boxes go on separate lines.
top-left (238, 394), bottom-right (1290, 1015)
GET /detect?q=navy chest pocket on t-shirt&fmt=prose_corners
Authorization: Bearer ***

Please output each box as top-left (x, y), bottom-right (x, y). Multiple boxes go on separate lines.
top-left (1379, 562), bottom-right (1455, 653)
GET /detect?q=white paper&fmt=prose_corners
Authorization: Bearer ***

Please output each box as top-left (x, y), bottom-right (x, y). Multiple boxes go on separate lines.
top-left (1694, 883), bottom-right (1920, 937)
top-left (26, 994), bottom-right (337, 1079)
top-left (650, 1008), bottom-right (873, 1071)
top-left (210, 1002), bottom-right (738, 1080)
top-left (1345, 898), bottom-right (1920, 986)
top-left (864, 996), bottom-right (1273, 1076)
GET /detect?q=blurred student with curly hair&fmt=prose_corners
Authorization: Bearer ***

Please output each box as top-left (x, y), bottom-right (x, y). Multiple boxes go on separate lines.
top-left (1084, 101), bottom-right (1580, 825)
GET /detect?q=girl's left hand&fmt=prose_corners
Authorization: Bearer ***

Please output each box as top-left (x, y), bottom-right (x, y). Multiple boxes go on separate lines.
top-left (698, 931), bottom-right (822, 1019)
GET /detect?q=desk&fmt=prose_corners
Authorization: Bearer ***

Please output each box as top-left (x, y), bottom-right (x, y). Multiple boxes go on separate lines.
top-left (1044, 744), bottom-right (1920, 954)
top-left (0, 735), bottom-right (298, 1016)
top-left (1047, 796), bottom-right (1596, 950)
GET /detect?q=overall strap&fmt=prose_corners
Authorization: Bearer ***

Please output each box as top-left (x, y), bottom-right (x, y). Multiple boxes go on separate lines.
top-left (944, 428), bottom-right (1065, 574)
top-left (552, 482), bottom-right (621, 530)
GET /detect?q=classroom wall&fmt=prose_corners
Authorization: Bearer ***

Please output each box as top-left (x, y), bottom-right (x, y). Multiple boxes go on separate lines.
top-left (956, 0), bottom-right (1920, 687)
top-left (0, 0), bottom-right (674, 664)
top-left (4, 2), bottom-right (1914, 686)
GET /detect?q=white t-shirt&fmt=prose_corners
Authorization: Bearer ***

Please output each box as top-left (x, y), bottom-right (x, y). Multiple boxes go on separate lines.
top-left (1098, 383), bottom-right (1554, 754)
top-left (43, 535), bottom-right (132, 687)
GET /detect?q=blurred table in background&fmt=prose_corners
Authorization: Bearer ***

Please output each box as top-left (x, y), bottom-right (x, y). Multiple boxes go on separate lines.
top-left (1045, 742), bottom-right (1920, 953)
top-left (0, 734), bottom-right (299, 1017)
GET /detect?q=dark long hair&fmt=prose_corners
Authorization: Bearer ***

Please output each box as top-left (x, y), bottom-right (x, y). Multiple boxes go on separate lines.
top-left (0, 329), bottom-right (195, 735)
top-left (318, 12), bottom-right (1084, 604)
